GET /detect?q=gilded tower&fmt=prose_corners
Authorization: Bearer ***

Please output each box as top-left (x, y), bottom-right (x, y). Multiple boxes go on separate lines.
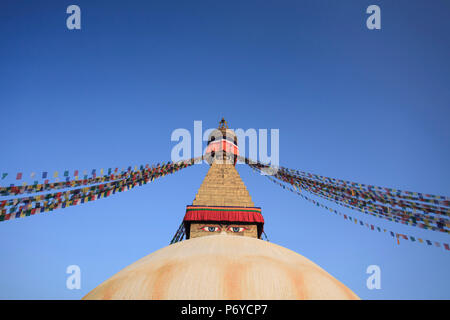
top-left (183, 119), bottom-right (265, 240)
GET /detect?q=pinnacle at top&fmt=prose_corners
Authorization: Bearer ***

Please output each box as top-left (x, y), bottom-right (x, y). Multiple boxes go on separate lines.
top-left (215, 118), bottom-right (236, 139)
top-left (218, 117), bottom-right (228, 130)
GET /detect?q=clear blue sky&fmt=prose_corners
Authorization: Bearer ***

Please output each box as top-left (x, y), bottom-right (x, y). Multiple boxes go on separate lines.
top-left (0, 0), bottom-right (449, 299)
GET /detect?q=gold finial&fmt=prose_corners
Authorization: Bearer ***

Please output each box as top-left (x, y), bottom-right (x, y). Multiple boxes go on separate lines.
top-left (218, 117), bottom-right (228, 129)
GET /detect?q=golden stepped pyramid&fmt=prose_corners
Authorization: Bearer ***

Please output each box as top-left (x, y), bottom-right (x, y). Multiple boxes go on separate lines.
top-left (192, 161), bottom-right (254, 207)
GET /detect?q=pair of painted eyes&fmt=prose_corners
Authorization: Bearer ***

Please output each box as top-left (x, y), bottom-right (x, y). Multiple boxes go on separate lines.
top-left (200, 226), bottom-right (247, 233)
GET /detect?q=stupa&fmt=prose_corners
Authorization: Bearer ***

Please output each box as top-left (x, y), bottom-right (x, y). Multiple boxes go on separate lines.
top-left (183, 118), bottom-right (265, 241)
top-left (83, 119), bottom-right (359, 300)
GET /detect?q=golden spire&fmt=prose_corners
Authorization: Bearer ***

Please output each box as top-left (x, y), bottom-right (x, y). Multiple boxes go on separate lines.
top-left (218, 117), bottom-right (228, 129)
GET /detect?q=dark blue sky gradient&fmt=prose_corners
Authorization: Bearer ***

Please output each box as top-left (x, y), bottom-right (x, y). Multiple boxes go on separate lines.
top-left (0, 0), bottom-right (449, 299)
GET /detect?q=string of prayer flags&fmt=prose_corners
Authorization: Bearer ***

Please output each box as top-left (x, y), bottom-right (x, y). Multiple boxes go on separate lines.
top-left (238, 154), bottom-right (449, 234)
top-left (0, 164), bottom-right (158, 196)
top-left (0, 157), bottom-right (202, 222)
top-left (261, 173), bottom-right (449, 252)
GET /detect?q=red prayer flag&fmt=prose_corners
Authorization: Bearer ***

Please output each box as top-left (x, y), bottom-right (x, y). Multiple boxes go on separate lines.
top-left (16, 172), bottom-right (22, 180)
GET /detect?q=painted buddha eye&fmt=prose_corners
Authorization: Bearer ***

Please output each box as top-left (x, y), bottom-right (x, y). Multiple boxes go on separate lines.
top-left (228, 226), bottom-right (247, 233)
top-left (201, 226), bottom-right (220, 232)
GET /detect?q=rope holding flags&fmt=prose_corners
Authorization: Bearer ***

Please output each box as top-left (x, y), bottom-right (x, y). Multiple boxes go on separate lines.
top-left (238, 154), bottom-right (450, 234)
top-left (257, 168), bottom-right (449, 251)
top-left (1, 165), bottom-right (167, 197)
top-left (170, 222), bottom-right (186, 244)
top-left (235, 154), bottom-right (449, 252)
top-left (0, 157), bottom-right (202, 223)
